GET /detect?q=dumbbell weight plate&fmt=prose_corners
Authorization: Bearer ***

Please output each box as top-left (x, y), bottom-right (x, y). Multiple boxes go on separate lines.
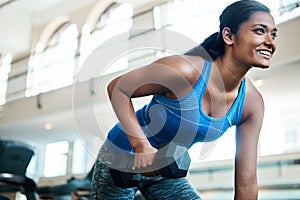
top-left (155, 142), bottom-right (191, 178)
top-left (109, 153), bottom-right (142, 188)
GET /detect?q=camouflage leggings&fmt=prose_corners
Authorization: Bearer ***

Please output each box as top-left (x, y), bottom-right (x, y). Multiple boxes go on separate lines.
top-left (90, 140), bottom-right (201, 200)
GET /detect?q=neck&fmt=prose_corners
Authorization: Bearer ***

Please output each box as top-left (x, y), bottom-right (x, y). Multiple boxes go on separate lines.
top-left (212, 56), bottom-right (249, 92)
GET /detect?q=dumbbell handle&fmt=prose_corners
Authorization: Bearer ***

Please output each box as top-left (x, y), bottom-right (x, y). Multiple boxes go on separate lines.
top-left (109, 142), bottom-right (190, 187)
top-left (141, 170), bottom-right (159, 177)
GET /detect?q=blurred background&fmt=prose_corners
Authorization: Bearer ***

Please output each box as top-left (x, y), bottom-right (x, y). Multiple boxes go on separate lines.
top-left (0, 0), bottom-right (300, 199)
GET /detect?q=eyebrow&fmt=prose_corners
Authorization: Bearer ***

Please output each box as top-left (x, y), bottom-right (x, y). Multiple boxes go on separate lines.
top-left (252, 24), bottom-right (278, 32)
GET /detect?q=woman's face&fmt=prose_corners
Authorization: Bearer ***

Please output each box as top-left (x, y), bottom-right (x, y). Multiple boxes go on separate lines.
top-left (232, 11), bottom-right (278, 68)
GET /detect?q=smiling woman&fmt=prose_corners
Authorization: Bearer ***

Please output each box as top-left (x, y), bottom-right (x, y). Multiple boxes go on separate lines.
top-left (228, 11), bottom-right (278, 68)
top-left (90, 1), bottom-right (278, 199)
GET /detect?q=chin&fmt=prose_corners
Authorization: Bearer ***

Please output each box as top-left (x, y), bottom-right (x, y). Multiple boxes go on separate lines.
top-left (252, 60), bottom-right (271, 69)
top-left (259, 62), bottom-right (270, 67)
top-left (252, 64), bottom-right (270, 69)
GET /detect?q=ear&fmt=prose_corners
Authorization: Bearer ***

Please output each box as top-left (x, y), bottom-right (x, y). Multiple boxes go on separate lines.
top-left (222, 27), bottom-right (234, 45)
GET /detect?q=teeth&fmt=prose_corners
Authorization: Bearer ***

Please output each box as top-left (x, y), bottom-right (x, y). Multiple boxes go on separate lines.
top-left (258, 50), bottom-right (271, 56)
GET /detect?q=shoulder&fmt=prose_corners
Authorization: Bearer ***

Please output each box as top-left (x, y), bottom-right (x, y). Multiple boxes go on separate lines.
top-left (153, 55), bottom-right (205, 83)
top-left (240, 77), bottom-right (265, 123)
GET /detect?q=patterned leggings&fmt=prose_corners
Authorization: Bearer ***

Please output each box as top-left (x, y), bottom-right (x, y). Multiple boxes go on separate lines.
top-left (90, 140), bottom-right (201, 200)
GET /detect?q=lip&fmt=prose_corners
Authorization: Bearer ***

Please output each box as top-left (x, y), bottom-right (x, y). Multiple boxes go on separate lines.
top-left (257, 49), bottom-right (273, 59)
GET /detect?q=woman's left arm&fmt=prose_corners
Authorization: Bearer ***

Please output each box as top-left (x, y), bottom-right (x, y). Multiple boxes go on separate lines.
top-left (234, 80), bottom-right (265, 200)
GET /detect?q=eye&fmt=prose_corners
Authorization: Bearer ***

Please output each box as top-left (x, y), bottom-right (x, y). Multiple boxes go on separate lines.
top-left (254, 28), bottom-right (265, 34)
top-left (271, 32), bottom-right (278, 40)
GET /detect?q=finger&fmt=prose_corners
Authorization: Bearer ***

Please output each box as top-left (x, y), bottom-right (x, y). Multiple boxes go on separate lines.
top-left (135, 153), bottom-right (142, 168)
top-left (142, 160), bottom-right (147, 168)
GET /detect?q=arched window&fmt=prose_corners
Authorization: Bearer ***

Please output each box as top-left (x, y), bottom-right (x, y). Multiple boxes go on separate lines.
top-left (26, 22), bottom-right (78, 96)
top-left (80, 3), bottom-right (133, 76)
top-left (0, 53), bottom-right (12, 105)
top-left (92, 3), bottom-right (133, 47)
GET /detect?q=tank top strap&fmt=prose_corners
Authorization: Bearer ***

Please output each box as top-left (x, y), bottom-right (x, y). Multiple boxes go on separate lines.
top-left (193, 60), bottom-right (212, 98)
top-left (202, 60), bottom-right (213, 82)
top-left (226, 77), bottom-right (246, 126)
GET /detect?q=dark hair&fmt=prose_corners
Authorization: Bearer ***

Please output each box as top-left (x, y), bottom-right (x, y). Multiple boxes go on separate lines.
top-left (184, 0), bottom-right (271, 60)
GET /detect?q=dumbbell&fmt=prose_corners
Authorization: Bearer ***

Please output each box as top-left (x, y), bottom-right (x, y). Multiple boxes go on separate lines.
top-left (109, 141), bottom-right (191, 188)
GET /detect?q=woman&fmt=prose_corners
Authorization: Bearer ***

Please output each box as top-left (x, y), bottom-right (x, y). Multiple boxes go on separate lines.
top-left (91, 0), bottom-right (278, 199)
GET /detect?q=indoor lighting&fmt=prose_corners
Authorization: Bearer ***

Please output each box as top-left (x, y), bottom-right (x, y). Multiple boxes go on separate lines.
top-left (44, 122), bottom-right (53, 130)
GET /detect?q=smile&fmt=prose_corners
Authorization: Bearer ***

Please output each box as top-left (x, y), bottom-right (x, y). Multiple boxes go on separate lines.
top-left (258, 50), bottom-right (272, 58)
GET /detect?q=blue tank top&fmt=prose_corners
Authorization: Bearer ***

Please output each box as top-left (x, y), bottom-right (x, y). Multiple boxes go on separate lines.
top-left (107, 60), bottom-right (246, 152)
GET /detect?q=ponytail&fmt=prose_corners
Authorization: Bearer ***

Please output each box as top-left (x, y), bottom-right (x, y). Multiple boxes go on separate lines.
top-left (184, 32), bottom-right (224, 60)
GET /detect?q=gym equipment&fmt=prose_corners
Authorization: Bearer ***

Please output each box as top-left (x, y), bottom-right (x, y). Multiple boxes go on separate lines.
top-left (0, 140), bottom-right (37, 200)
top-left (109, 141), bottom-right (191, 188)
top-left (37, 165), bottom-right (94, 199)
top-left (0, 195), bottom-right (9, 200)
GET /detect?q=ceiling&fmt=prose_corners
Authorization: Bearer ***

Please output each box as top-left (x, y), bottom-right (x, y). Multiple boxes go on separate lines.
top-left (1, 0), bottom-right (298, 57)
top-left (0, 0), bottom-right (155, 56)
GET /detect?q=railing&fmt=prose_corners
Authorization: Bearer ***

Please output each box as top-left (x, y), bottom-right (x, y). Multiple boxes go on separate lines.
top-left (188, 153), bottom-right (300, 199)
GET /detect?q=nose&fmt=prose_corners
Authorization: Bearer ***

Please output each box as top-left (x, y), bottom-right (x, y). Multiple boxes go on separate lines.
top-left (264, 34), bottom-right (277, 52)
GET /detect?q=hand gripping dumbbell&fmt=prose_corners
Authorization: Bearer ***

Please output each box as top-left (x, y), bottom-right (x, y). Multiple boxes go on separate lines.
top-left (109, 141), bottom-right (191, 188)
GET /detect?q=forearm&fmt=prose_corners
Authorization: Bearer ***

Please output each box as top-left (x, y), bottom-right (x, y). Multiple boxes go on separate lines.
top-left (108, 84), bottom-right (150, 149)
top-left (234, 111), bottom-right (261, 200)
top-left (108, 82), bottom-right (158, 169)
top-left (234, 181), bottom-right (258, 200)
